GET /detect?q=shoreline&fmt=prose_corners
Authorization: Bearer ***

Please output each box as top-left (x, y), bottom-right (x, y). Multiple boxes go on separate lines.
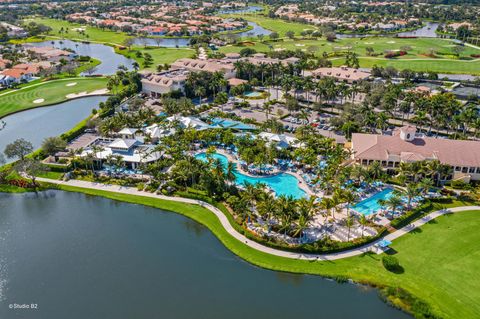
top-left (0, 80), bottom-right (110, 120)
top-left (15, 179), bottom-right (478, 319)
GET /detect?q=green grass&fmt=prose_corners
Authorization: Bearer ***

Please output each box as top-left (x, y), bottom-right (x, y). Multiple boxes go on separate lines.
top-left (0, 77), bottom-right (108, 119)
top-left (115, 46), bottom-right (194, 70)
top-left (24, 17), bottom-right (131, 45)
top-left (42, 183), bottom-right (480, 319)
top-left (219, 36), bottom-right (480, 74)
top-left (74, 58), bottom-right (101, 74)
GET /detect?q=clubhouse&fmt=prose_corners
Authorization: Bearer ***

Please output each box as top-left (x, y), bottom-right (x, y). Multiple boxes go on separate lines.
top-left (351, 126), bottom-right (480, 182)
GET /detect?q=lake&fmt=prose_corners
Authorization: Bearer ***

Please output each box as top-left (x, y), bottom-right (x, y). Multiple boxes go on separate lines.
top-left (0, 191), bottom-right (411, 319)
top-left (0, 96), bottom-right (107, 162)
top-left (27, 40), bottom-right (135, 75)
top-left (133, 22), bottom-right (271, 47)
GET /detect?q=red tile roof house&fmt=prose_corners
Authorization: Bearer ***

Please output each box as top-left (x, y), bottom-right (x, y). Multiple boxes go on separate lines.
top-left (351, 126), bottom-right (480, 182)
top-left (0, 68), bottom-right (33, 85)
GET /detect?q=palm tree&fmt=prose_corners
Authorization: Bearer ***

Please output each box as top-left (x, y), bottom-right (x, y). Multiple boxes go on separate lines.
top-left (345, 216), bottom-right (354, 242)
top-left (359, 215), bottom-right (368, 237)
top-left (262, 103), bottom-right (273, 120)
top-left (320, 197), bottom-right (335, 222)
top-left (384, 194), bottom-right (403, 215)
top-left (405, 183), bottom-right (420, 209)
top-left (343, 190), bottom-right (357, 217)
top-left (225, 162), bottom-right (236, 185)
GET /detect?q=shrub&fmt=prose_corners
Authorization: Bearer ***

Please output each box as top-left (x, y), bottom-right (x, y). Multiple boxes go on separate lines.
top-left (382, 255), bottom-right (400, 272)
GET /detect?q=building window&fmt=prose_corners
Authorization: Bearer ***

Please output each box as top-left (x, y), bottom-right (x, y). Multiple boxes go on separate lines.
top-left (462, 167), bottom-right (468, 173)
top-left (469, 167), bottom-right (476, 173)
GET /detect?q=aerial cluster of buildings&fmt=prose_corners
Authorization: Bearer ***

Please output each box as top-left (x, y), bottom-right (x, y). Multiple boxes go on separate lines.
top-left (0, 45), bottom-right (75, 86)
top-left (65, 3), bottom-right (247, 36)
top-left (0, 22), bottom-right (27, 38)
top-left (274, 4), bottom-right (421, 32)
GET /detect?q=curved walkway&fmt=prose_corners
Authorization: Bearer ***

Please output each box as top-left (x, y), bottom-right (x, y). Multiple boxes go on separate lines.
top-left (37, 177), bottom-right (480, 261)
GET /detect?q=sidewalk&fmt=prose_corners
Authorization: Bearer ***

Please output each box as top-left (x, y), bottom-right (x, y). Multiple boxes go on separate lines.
top-left (37, 177), bottom-right (480, 261)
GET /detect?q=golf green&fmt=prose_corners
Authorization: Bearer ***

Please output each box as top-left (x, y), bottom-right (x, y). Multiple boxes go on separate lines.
top-left (0, 77), bottom-right (108, 118)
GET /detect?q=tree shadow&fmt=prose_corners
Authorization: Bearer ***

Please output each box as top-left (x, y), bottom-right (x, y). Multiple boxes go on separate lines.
top-left (410, 227), bottom-right (423, 234)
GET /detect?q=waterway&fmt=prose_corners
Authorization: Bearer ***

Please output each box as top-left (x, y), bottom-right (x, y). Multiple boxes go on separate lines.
top-left (133, 22), bottom-right (271, 47)
top-left (336, 22), bottom-right (440, 39)
top-left (0, 96), bottom-right (107, 162)
top-left (27, 40), bottom-right (135, 75)
top-left (0, 191), bottom-right (411, 319)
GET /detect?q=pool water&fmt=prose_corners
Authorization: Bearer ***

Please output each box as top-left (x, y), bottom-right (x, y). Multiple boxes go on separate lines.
top-left (352, 188), bottom-right (395, 216)
top-left (244, 91), bottom-right (262, 97)
top-left (195, 152), bottom-right (306, 199)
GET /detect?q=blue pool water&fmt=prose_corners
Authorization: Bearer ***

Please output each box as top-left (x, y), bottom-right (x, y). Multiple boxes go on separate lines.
top-left (352, 188), bottom-right (395, 216)
top-left (244, 91), bottom-right (262, 97)
top-left (195, 152), bottom-right (306, 199)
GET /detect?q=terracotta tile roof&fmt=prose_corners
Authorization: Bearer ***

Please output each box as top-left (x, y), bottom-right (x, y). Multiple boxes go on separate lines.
top-left (352, 128), bottom-right (480, 167)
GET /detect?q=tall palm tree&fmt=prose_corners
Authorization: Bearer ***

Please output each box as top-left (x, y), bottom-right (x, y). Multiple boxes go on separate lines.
top-left (405, 183), bottom-right (420, 209)
top-left (345, 216), bottom-right (354, 242)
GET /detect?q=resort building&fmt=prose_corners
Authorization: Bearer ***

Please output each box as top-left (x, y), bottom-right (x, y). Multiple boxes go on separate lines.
top-left (312, 66), bottom-right (371, 83)
top-left (170, 58), bottom-right (236, 78)
top-left (140, 69), bottom-right (189, 97)
top-left (82, 138), bottom-right (162, 169)
top-left (241, 53), bottom-right (300, 66)
top-left (351, 126), bottom-right (480, 182)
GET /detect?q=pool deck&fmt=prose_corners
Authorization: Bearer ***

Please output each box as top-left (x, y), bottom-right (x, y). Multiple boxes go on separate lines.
top-left (36, 177), bottom-right (480, 261)
top-left (211, 149), bottom-right (316, 197)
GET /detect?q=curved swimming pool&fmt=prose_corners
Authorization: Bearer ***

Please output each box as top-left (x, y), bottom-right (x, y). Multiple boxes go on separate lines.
top-left (195, 152), bottom-right (306, 199)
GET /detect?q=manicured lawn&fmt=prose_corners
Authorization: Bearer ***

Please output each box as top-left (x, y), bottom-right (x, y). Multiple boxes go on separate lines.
top-left (115, 46), bottom-right (194, 70)
top-left (219, 36), bottom-right (480, 74)
top-left (0, 77), bottom-right (108, 118)
top-left (46, 183), bottom-right (480, 319)
top-left (25, 17), bottom-right (131, 45)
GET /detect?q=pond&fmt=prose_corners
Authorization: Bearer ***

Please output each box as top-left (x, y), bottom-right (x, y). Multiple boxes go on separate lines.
top-left (0, 191), bottom-right (411, 319)
top-left (336, 22), bottom-right (440, 39)
top-left (218, 5), bottom-right (263, 14)
top-left (397, 22), bottom-right (439, 38)
top-left (132, 37), bottom-right (190, 48)
top-left (27, 40), bottom-right (135, 75)
top-left (238, 21), bottom-right (272, 38)
top-left (0, 96), bottom-right (107, 163)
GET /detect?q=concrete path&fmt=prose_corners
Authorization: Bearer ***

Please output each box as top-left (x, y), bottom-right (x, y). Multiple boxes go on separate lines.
top-left (37, 177), bottom-right (480, 261)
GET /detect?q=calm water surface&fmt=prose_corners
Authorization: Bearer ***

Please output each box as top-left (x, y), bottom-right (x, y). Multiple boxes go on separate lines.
top-left (0, 191), bottom-right (411, 319)
top-left (27, 40), bottom-right (134, 75)
top-left (0, 96), bottom-right (107, 162)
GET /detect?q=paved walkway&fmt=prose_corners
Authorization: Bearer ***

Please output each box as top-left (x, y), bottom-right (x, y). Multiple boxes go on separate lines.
top-left (37, 177), bottom-right (480, 261)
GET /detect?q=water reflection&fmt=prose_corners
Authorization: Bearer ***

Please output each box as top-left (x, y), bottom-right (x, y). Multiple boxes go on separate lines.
top-left (27, 40), bottom-right (134, 75)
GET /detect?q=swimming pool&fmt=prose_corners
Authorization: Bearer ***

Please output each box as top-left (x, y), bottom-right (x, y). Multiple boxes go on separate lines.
top-left (195, 152), bottom-right (306, 199)
top-left (352, 188), bottom-right (395, 216)
top-left (244, 91), bottom-right (262, 97)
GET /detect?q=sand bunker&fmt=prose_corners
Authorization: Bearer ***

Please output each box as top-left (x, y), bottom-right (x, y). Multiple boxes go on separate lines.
top-left (33, 98), bottom-right (45, 104)
top-left (387, 41), bottom-right (396, 44)
top-left (295, 44), bottom-right (305, 47)
top-left (66, 82), bottom-right (77, 87)
top-left (65, 88), bottom-right (109, 99)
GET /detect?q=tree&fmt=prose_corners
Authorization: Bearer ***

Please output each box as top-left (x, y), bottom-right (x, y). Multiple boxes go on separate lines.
top-left (16, 158), bottom-right (48, 187)
top-left (42, 136), bottom-right (67, 156)
top-left (285, 30), bottom-right (295, 39)
top-left (4, 138), bottom-right (33, 161)
top-left (269, 32), bottom-right (279, 40)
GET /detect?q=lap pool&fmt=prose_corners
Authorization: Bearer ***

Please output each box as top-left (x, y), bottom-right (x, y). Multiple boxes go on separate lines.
top-left (352, 188), bottom-right (395, 216)
top-left (195, 152), bottom-right (306, 199)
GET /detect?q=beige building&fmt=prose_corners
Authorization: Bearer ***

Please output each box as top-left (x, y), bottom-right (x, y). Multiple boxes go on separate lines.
top-left (312, 66), bottom-right (370, 83)
top-left (351, 126), bottom-right (480, 182)
top-left (141, 69), bottom-right (189, 97)
top-left (170, 58), bottom-right (236, 78)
